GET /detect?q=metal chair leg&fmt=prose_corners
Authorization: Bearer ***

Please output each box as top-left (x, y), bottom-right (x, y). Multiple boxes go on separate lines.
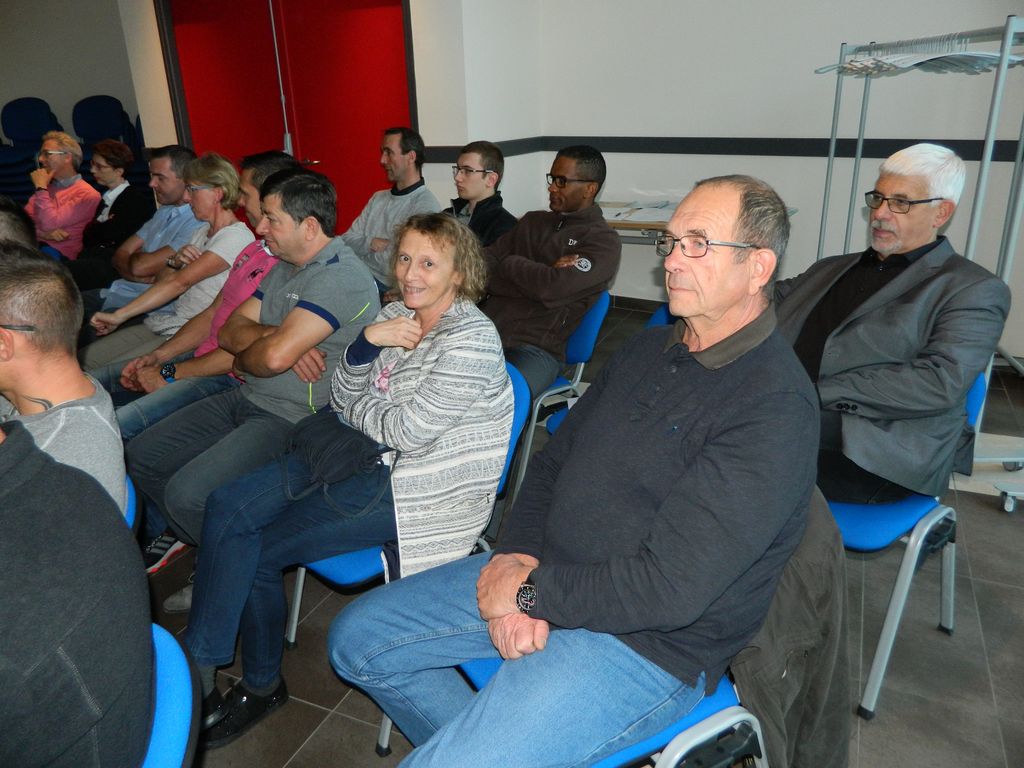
top-left (375, 714), bottom-right (393, 757)
top-left (284, 565), bottom-right (307, 649)
top-left (939, 512), bottom-right (956, 634)
top-left (859, 506), bottom-right (954, 719)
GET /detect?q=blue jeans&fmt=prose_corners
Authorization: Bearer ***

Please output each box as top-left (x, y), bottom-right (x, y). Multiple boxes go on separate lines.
top-left (504, 344), bottom-right (560, 400)
top-left (126, 387), bottom-right (295, 545)
top-left (329, 553), bottom-right (705, 766)
top-left (91, 355), bottom-right (239, 441)
top-left (184, 454), bottom-right (396, 689)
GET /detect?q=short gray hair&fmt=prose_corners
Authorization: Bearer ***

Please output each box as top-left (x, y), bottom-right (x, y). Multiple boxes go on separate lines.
top-left (693, 174), bottom-right (789, 297)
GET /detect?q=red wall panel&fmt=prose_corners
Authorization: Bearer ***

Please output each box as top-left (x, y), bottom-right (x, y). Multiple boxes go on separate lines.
top-left (169, 0), bottom-right (411, 232)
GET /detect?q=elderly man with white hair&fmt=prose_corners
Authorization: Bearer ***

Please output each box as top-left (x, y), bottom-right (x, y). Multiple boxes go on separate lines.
top-left (775, 142), bottom-right (1011, 504)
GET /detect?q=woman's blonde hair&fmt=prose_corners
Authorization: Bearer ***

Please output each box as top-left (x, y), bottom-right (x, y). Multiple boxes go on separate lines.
top-left (390, 213), bottom-right (487, 301)
top-left (184, 152), bottom-right (241, 209)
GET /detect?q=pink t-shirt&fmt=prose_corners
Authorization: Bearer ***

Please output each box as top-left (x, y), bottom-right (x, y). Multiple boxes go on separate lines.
top-left (194, 240), bottom-right (277, 358)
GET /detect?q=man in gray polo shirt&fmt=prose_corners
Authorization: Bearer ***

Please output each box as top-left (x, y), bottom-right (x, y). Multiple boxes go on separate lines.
top-left (128, 169), bottom-right (379, 554)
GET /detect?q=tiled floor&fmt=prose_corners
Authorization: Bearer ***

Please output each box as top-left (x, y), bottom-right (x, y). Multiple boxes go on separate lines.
top-left (153, 306), bottom-right (1024, 767)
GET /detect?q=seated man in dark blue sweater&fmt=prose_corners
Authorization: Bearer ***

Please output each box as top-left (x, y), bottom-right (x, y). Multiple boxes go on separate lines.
top-left (328, 174), bottom-right (820, 765)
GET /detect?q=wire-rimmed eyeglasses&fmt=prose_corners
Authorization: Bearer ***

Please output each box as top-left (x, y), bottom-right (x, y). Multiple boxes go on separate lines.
top-left (864, 191), bottom-right (942, 214)
top-left (655, 234), bottom-right (758, 259)
top-left (451, 165), bottom-right (493, 179)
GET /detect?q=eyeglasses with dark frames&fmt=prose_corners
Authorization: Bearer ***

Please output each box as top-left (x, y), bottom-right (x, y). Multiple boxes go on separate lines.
top-left (864, 191), bottom-right (942, 214)
top-left (655, 234), bottom-right (758, 259)
top-left (451, 165), bottom-right (493, 178)
top-left (0, 323), bottom-right (37, 332)
top-left (185, 184), bottom-right (214, 193)
top-left (546, 174), bottom-right (597, 189)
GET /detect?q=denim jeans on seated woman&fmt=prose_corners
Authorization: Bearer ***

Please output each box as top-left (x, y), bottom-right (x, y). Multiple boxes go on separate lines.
top-left (184, 453), bottom-right (395, 690)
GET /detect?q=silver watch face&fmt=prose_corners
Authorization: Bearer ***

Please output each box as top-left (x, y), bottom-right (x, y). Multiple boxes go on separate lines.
top-left (516, 582), bottom-right (537, 614)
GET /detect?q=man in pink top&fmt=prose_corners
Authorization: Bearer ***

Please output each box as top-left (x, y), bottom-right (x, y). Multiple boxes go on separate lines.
top-left (90, 151), bottom-right (299, 443)
top-left (24, 132), bottom-right (101, 260)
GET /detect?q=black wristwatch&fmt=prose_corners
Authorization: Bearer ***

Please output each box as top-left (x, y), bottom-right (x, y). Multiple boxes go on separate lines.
top-left (516, 572), bottom-right (537, 615)
top-left (160, 362), bottom-right (177, 383)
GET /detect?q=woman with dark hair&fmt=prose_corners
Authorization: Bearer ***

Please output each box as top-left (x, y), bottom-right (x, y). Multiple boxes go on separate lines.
top-left (69, 139), bottom-right (156, 291)
top-left (182, 213), bottom-right (513, 748)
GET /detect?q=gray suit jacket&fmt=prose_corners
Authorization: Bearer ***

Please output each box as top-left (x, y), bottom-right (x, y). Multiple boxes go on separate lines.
top-left (775, 238), bottom-right (1010, 496)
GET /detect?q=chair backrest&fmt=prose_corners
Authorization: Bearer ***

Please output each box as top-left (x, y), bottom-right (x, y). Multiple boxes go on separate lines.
top-left (73, 95), bottom-right (131, 144)
top-left (965, 371), bottom-right (987, 429)
top-left (645, 302), bottom-right (675, 328)
top-left (142, 624), bottom-right (198, 768)
top-left (498, 363), bottom-right (532, 495)
top-left (1, 97), bottom-right (61, 146)
top-left (565, 290), bottom-right (611, 365)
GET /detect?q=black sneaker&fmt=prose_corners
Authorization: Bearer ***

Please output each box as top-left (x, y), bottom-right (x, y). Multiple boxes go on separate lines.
top-left (143, 533), bottom-right (189, 574)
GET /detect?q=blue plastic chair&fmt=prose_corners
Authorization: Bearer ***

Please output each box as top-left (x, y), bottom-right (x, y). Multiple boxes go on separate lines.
top-left (508, 290), bottom-right (611, 502)
top-left (124, 475), bottom-right (137, 531)
top-left (284, 362), bottom-right (532, 649)
top-left (141, 624), bottom-right (198, 768)
top-left (457, 660), bottom-right (766, 767)
top-left (829, 370), bottom-right (987, 719)
top-left (645, 302), bottom-right (676, 328)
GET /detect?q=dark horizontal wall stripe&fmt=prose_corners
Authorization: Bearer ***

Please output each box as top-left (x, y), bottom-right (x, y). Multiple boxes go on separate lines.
top-left (427, 136), bottom-right (1018, 163)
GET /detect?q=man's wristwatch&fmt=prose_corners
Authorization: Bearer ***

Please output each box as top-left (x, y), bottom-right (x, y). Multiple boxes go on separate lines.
top-left (160, 362), bottom-right (177, 383)
top-left (515, 573), bottom-right (537, 615)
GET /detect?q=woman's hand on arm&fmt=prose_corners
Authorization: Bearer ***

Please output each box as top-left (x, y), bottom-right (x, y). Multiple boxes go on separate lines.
top-left (363, 316), bottom-right (423, 350)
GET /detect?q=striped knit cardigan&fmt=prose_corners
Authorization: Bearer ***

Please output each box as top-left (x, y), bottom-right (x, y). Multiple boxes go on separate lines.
top-left (330, 297), bottom-right (513, 577)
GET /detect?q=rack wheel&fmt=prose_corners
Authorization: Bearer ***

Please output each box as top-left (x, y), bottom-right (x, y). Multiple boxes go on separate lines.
top-left (1003, 492), bottom-right (1017, 514)
top-left (1002, 461), bottom-right (1024, 472)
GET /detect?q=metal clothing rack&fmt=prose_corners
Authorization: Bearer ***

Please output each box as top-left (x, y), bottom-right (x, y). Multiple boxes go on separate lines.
top-left (815, 16), bottom-right (1024, 490)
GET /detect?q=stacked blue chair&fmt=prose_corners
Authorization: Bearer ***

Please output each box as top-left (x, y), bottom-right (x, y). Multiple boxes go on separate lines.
top-left (1, 97), bottom-right (61, 148)
top-left (0, 97), bottom-right (61, 203)
top-left (508, 290), bottom-right (611, 503)
top-left (829, 370), bottom-right (987, 719)
top-left (142, 624), bottom-right (199, 768)
top-left (283, 362), bottom-right (531, 651)
top-left (73, 95), bottom-right (135, 146)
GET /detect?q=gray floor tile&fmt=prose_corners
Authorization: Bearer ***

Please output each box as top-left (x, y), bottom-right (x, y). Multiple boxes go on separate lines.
top-left (957, 492), bottom-right (1024, 589)
top-left (194, 697), bottom-right (331, 768)
top-left (1001, 716), bottom-right (1024, 767)
top-left (285, 712), bottom-right (413, 767)
top-left (856, 551), bottom-right (992, 716)
top-left (974, 580), bottom-right (1024, 722)
top-left (857, 687), bottom-right (1006, 768)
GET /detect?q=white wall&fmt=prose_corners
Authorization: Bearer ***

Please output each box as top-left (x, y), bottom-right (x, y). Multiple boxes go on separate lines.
top-left (0, 0), bottom-right (139, 138)
top-left (411, 0), bottom-right (1024, 353)
top-left (116, 0), bottom-right (176, 146)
